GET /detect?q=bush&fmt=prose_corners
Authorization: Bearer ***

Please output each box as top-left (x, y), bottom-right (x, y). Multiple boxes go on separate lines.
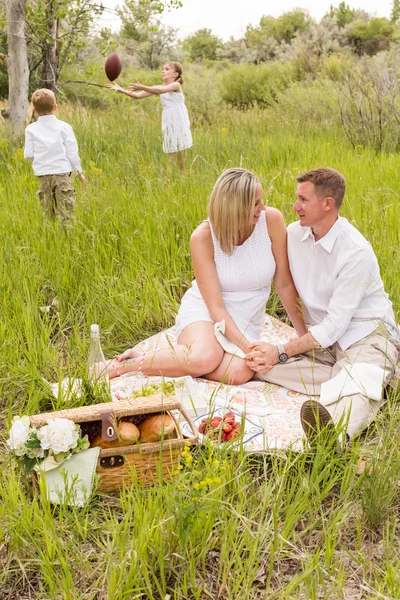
top-left (338, 52), bottom-right (400, 152)
top-left (268, 77), bottom-right (341, 132)
top-left (184, 64), bottom-right (222, 125)
top-left (218, 62), bottom-right (295, 109)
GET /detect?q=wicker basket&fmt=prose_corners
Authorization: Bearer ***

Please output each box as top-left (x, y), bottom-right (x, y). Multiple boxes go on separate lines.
top-left (29, 392), bottom-right (198, 492)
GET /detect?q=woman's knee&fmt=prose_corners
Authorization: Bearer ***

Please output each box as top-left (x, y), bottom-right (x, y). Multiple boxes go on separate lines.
top-left (185, 347), bottom-right (224, 377)
top-left (207, 357), bottom-right (254, 385)
top-left (227, 363), bottom-right (254, 385)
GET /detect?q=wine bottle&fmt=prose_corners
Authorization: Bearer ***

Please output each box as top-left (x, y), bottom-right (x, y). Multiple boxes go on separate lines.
top-left (88, 324), bottom-right (108, 381)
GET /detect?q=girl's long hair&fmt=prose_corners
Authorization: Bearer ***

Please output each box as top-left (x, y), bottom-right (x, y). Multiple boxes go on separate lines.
top-left (208, 168), bottom-right (259, 254)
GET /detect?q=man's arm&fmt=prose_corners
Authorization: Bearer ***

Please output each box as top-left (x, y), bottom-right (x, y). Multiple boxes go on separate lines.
top-left (247, 246), bottom-right (374, 371)
top-left (247, 332), bottom-right (320, 371)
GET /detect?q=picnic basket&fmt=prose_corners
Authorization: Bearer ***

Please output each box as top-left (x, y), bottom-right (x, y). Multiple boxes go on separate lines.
top-left (29, 392), bottom-right (198, 492)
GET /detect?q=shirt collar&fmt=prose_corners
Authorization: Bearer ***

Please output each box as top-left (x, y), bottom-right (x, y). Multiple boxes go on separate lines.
top-left (301, 217), bottom-right (344, 253)
top-left (38, 114), bottom-right (57, 120)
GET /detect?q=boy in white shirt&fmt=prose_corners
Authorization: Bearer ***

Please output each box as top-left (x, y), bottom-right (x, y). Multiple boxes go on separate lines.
top-left (24, 88), bottom-right (87, 227)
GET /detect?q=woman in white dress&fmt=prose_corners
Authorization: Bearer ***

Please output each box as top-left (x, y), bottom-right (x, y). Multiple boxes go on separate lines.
top-left (107, 61), bottom-right (192, 170)
top-left (107, 168), bottom-right (307, 385)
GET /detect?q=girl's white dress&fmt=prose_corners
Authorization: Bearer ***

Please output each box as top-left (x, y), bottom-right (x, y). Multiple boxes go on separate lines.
top-left (175, 211), bottom-right (276, 346)
top-left (160, 91), bottom-right (192, 154)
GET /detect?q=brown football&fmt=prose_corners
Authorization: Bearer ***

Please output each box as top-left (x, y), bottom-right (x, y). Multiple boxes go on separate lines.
top-left (105, 52), bottom-right (122, 81)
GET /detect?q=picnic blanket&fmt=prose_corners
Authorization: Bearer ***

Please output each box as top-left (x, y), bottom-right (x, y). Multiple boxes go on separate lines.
top-left (109, 316), bottom-right (399, 452)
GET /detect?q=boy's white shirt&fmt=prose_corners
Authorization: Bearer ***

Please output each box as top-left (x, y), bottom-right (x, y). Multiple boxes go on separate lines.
top-left (24, 114), bottom-right (83, 175)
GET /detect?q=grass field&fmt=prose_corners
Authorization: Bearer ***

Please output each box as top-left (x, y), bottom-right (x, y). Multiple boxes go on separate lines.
top-left (0, 100), bottom-right (399, 599)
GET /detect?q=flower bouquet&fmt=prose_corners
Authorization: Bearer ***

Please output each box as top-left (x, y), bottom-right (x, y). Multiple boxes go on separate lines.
top-left (7, 416), bottom-right (90, 474)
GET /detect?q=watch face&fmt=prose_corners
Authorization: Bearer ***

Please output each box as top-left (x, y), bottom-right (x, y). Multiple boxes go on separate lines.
top-left (279, 352), bottom-right (289, 364)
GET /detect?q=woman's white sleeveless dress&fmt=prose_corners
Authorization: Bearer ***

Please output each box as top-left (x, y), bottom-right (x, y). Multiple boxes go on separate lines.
top-left (175, 210), bottom-right (276, 347)
top-left (159, 92), bottom-right (193, 154)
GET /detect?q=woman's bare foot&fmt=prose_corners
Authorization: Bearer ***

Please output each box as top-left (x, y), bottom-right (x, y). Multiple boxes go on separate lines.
top-left (115, 347), bottom-right (141, 362)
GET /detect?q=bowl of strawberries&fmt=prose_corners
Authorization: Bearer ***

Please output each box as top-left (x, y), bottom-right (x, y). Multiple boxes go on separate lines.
top-left (198, 411), bottom-right (242, 442)
top-left (184, 408), bottom-right (264, 449)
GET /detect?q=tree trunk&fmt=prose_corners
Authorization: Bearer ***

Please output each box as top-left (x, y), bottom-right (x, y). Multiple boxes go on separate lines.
top-left (40, 2), bottom-right (60, 92)
top-left (3, 0), bottom-right (29, 139)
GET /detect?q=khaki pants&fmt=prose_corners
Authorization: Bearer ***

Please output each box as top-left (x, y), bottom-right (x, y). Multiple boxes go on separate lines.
top-left (37, 173), bottom-right (76, 227)
top-left (255, 329), bottom-right (400, 438)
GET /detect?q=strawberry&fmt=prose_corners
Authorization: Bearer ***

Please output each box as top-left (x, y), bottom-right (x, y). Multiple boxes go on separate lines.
top-left (198, 421), bottom-right (207, 434)
top-left (225, 431), bottom-right (234, 441)
top-left (224, 412), bottom-right (236, 424)
top-left (210, 417), bottom-right (222, 428)
top-left (223, 423), bottom-right (233, 433)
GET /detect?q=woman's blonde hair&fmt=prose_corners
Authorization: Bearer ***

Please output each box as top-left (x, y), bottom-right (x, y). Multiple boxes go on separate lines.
top-left (164, 61), bottom-right (184, 85)
top-left (208, 168), bottom-right (260, 254)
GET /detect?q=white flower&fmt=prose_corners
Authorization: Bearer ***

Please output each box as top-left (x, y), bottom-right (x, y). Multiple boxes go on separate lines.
top-left (37, 418), bottom-right (79, 455)
top-left (7, 416), bottom-right (31, 455)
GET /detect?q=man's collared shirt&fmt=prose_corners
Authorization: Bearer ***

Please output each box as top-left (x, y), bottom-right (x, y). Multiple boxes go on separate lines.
top-left (24, 115), bottom-right (82, 176)
top-left (288, 216), bottom-right (399, 350)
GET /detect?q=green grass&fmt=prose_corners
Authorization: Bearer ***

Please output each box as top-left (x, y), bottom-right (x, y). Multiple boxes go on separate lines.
top-left (0, 101), bottom-right (399, 599)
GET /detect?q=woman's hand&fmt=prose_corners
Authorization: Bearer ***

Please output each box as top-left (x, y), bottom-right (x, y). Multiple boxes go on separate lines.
top-left (128, 80), bottom-right (144, 91)
top-left (246, 342), bottom-right (277, 373)
top-left (107, 82), bottom-right (122, 92)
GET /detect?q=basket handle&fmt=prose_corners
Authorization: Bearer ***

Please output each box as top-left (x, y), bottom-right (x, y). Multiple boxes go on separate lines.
top-left (178, 404), bottom-right (199, 444)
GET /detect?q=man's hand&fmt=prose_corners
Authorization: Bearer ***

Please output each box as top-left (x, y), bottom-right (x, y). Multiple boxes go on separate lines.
top-left (246, 342), bottom-right (278, 373)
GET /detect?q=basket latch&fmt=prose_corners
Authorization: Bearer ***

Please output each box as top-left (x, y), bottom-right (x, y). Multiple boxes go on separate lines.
top-left (100, 409), bottom-right (118, 442)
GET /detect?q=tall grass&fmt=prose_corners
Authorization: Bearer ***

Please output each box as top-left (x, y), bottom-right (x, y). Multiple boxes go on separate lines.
top-left (0, 100), bottom-right (399, 598)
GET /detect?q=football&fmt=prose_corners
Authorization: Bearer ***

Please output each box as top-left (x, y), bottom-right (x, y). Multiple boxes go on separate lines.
top-left (105, 52), bottom-right (122, 81)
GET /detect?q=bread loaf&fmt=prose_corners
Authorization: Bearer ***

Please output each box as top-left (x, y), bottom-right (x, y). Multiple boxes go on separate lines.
top-left (138, 414), bottom-right (176, 443)
top-left (91, 421), bottom-right (140, 449)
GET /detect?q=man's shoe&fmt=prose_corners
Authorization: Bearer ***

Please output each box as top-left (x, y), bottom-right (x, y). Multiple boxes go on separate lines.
top-left (300, 399), bottom-right (334, 441)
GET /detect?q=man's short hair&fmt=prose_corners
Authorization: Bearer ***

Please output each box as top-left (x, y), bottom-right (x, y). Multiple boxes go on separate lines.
top-left (31, 89), bottom-right (56, 115)
top-left (297, 167), bottom-right (346, 209)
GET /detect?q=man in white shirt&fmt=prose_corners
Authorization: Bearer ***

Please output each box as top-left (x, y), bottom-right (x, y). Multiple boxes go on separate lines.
top-left (24, 88), bottom-right (87, 227)
top-left (247, 167), bottom-right (399, 442)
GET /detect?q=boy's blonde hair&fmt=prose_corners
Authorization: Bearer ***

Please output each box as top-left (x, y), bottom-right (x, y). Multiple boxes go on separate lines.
top-left (31, 89), bottom-right (56, 115)
top-left (164, 61), bottom-right (184, 85)
top-left (208, 168), bottom-right (260, 254)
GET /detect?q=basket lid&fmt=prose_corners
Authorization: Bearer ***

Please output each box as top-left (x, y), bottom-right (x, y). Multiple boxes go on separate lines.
top-left (29, 392), bottom-right (181, 427)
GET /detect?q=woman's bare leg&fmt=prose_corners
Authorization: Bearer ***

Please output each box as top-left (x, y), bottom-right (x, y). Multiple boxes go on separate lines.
top-left (205, 353), bottom-right (254, 385)
top-left (108, 322), bottom-right (224, 379)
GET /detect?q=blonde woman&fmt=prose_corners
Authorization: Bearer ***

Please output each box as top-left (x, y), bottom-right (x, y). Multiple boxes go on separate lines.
top-left (108, 61), bottom-right (192, 170)
top-left (108, 168), bottom-right (307, 384)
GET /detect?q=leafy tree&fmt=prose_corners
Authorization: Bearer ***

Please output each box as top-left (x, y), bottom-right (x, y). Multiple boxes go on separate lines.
top-left (183, 28), bottom-right (222, 62)
top-left (25, 1), bottom-right (104, 91)
top-left (391, 0), bottom-right (400, 24)
top-left (328, 2), bottom-right (356, 28)
top-left (245, 9), bottom-right (313, 62)
top-left (345, 18), bottom-right (395, 56)
top-left (274, 8), bottom-right (313, 44)
top-left (118, 0), bottom-right (181, 69)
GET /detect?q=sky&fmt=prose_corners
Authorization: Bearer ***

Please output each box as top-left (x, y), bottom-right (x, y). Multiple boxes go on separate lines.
top-left (99, 0), bottom-right (393, 40)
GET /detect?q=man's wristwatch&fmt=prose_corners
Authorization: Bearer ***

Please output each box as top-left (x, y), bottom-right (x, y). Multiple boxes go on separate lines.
top-left (276, 344), bottom-right (289, 364)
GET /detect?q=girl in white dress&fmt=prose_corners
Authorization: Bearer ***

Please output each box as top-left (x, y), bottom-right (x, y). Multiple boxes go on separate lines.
top-left (107, 168), bottom-right (307, 385)
top-left (107, 61), bottom-right (192, 170)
